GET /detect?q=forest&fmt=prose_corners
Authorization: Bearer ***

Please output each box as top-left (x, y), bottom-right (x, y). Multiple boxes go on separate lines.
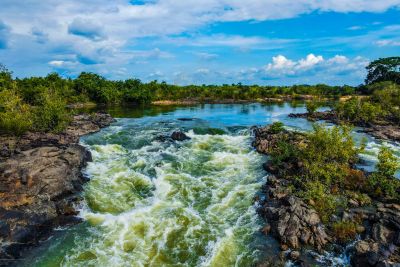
top-left (0, 56), bottom-right (399, 135)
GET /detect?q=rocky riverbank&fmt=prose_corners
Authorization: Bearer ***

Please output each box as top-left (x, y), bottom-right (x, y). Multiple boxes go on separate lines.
top-left (288, 111), bottom-right (400, 142)
top-left (253, 125), bottom-right (400, 266)
top-left (0, 112), bottom-right (114, 264)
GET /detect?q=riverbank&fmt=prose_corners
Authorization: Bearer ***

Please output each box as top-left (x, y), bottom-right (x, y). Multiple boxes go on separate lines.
top-left (252, 124), bottom-right (400, 266)
top-left (151, 95), bottom-right (338, 106)
top-left (288, 111), bottom-right (400, 142)
top-left (0, 112), bottom-right (115, 264)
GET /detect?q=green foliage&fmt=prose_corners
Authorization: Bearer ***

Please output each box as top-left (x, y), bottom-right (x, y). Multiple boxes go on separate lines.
top-left (332, 221), bottom-right (358, 244)
top-left (268, 122), bottom-right (285, 134)
top-left (300, 181), bottom-right (340, 223)
top-left (0, 89), bottom-right (33, 135)
top-left (365, 57), bottom-right (400, 85)
top-left (305, 100), bottom-right (320, 115)
top-left (32, 90), bottom-right (70, 133)
top-left (270, 139), bottom-right (300, 166)
top-left (376, 146), bottom-right (400, 178)
top-left (301, 124), bottom-right (361, 186)
top-left (368, 146), bottom-right (400, 200)
top-left (335, 97), bottom-right (384, 124)
top-left (0, 64), bottom-right (14, 90)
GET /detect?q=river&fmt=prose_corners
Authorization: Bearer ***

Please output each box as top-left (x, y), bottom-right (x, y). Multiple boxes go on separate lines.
top-left (19, 102), bottom-right (400, 267)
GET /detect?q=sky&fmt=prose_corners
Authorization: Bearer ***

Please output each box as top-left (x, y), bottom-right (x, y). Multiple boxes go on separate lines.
top-left (0, 1), bottom-right (399, 85)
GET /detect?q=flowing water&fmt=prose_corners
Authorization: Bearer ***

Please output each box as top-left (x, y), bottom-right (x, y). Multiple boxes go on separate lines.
top-left (19, 103), bottom-right (400, 267)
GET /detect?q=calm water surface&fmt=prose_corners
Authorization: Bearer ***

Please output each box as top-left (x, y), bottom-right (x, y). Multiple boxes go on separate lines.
top-left (20, 103), bottom-right (399, 267)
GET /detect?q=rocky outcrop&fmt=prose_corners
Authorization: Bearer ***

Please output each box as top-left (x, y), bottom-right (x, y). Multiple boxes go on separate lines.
top-left (253, 125), bottom-right (330, 262)
top-left (288, 111), bottom-right (337, 123)
top-left (0, 112), bottom-right (114, 262)
top-left (350, 203), bottom-right (400, 266)
top-left (364, 125), bottom-right (400, 142)
top-left (0, 112), bottom-right (115, 160)
top-left (253, 124), bottom-right (400, 266)
top-left (259, 176), bottom-right (331, 252)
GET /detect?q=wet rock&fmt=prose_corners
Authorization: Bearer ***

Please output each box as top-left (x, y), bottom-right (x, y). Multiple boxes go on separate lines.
top-left (171, 131), bottom-right (190, 141)
top-left (289, 250), bottom-right (300, 261)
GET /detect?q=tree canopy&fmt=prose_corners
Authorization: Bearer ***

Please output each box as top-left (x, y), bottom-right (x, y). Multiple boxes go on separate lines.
top-left (365, 57), bottom-right (400, 85)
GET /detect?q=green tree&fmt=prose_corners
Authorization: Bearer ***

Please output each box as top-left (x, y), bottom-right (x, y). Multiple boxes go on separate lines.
top-left (368, 146), bottom-right (400, 199)
top-left (305, 100), bottom-right (320, 115)
top-left (0, 89), bottom-right (33, 135)
top-left (365, 57), bottom-right (400, 85)
top-left (33, 89), bottom-right (70, 132)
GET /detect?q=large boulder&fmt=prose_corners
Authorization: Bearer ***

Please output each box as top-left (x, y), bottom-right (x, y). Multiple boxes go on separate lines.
top-left (171, 131), bottom-right (190, 141)
top-left (0, 145), bottom-right (91, 259)
top-left (0, 112), bottom-right (114, 260)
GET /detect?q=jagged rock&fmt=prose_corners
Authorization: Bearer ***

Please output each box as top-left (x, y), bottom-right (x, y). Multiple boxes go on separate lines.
top-left (171, 131), bottom-right (190, 141)
top-left (0, 112), bottom-right (114, 260)
top-left (259, 179), bottom-right (330, 251)
top-left (289, 250), bottom-right (301, 261)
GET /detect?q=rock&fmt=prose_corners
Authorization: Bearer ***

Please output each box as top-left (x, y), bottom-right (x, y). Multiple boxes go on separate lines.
top-left (262, 224), bottom-right (271, 235)
top-left (280, 244), bottom-right (289, 251)
top-left (352, 239), bottom-right (400, 267)
top-left (289, 250), bottom-right (300, 261)
top-left (259, 180), bottom-right (330, 251)
top-left (0, 112), bottom-right (114, 260)
top-left (171, 131), bottom-right (190, 141)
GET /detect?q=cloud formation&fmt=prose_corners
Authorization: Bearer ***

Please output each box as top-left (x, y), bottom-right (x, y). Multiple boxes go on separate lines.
top-left (0, 20), bottom-right (10, 49)
top-left (0, 0), bottom-right (399, 84)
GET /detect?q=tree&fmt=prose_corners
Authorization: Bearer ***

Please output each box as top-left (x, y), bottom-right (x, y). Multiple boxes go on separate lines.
top-left (306, 100), bottom-right (320, 115)
top-left (0, 63), bottom-right (14, 90)
top-left (365, 57), bottom-right (400, 85)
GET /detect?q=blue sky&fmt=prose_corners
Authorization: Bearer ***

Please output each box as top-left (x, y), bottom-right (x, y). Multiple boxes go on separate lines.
top-left (0, 1), bottom-right (399, 85)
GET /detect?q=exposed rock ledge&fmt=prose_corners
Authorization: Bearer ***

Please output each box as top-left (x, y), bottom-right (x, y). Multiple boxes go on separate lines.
top-left (253, 125), bottom-right (400, 266)
top-left (0, 112), bottom-right (115, 262)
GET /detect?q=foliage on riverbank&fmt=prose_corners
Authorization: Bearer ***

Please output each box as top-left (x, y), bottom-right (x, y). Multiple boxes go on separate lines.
top-left (264, 122), bottom-right (399, 225)
top-left (1, 56), bottom-right (399, 135)
top-left (334, 81), bottom-right (400, 125)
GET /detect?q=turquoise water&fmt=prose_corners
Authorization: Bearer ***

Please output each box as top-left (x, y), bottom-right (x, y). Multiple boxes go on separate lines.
top-left (19, 103), bottom-right (399, 267)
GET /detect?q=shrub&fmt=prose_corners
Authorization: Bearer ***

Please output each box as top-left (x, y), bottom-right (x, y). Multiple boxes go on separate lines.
top-left (301, 124), bottom-right (361, 186)
top-left (305, 100), bottom-right (320, 115)
top-left (33, 90), bottom-right (70, 133)
top-left (268, 121), bottom-right (285, 134)
top-left (367, 146), bottom-right (400, 200)
top-left (0, 90), bottom-right (32, 135)
top-left (332, 221), bottom-right (358, 244)
top-left (300, 181), bottom-right (340, 223)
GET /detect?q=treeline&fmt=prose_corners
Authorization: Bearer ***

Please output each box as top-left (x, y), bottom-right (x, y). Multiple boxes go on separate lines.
top-left (1, 56), bottom-right (399, 135)
top-left (0, 65), bottom-right (357, 135)
top-left (335, 81), bottom-right (400, 125)
top-left (2, 68), bottom-right (358, 106)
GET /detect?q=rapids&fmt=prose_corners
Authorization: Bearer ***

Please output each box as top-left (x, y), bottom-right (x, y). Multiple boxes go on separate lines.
top-left (19, 103), bottom-right (399, 267)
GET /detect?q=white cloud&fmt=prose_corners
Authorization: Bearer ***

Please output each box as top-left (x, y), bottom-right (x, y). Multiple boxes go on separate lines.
top-left (376, 39), bottom-right (400, 46)
top-left (266, 54), bottom-right (324, 75)
top-left (48, 60), bottom-right (65, 67)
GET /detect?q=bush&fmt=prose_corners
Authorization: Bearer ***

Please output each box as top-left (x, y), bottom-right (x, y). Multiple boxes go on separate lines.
top-left (332, 221), bottom-right (358, 244)
top-left (300, 181), bottom-right (340, 223)
top-left (270, 140), bottom-right (300, 166)
top-left (305, 100), bottom-right (320, 115)
top-left (0, 90), bottom-right (32, 135)
top-left (367, 146), bottom-right (400, 200)
top-left (301, 124), bottom-right (362, 186)
top-left (32, 90), bottom-right (70, 133)
top-left (268, 121), bottom-right (285, 134)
